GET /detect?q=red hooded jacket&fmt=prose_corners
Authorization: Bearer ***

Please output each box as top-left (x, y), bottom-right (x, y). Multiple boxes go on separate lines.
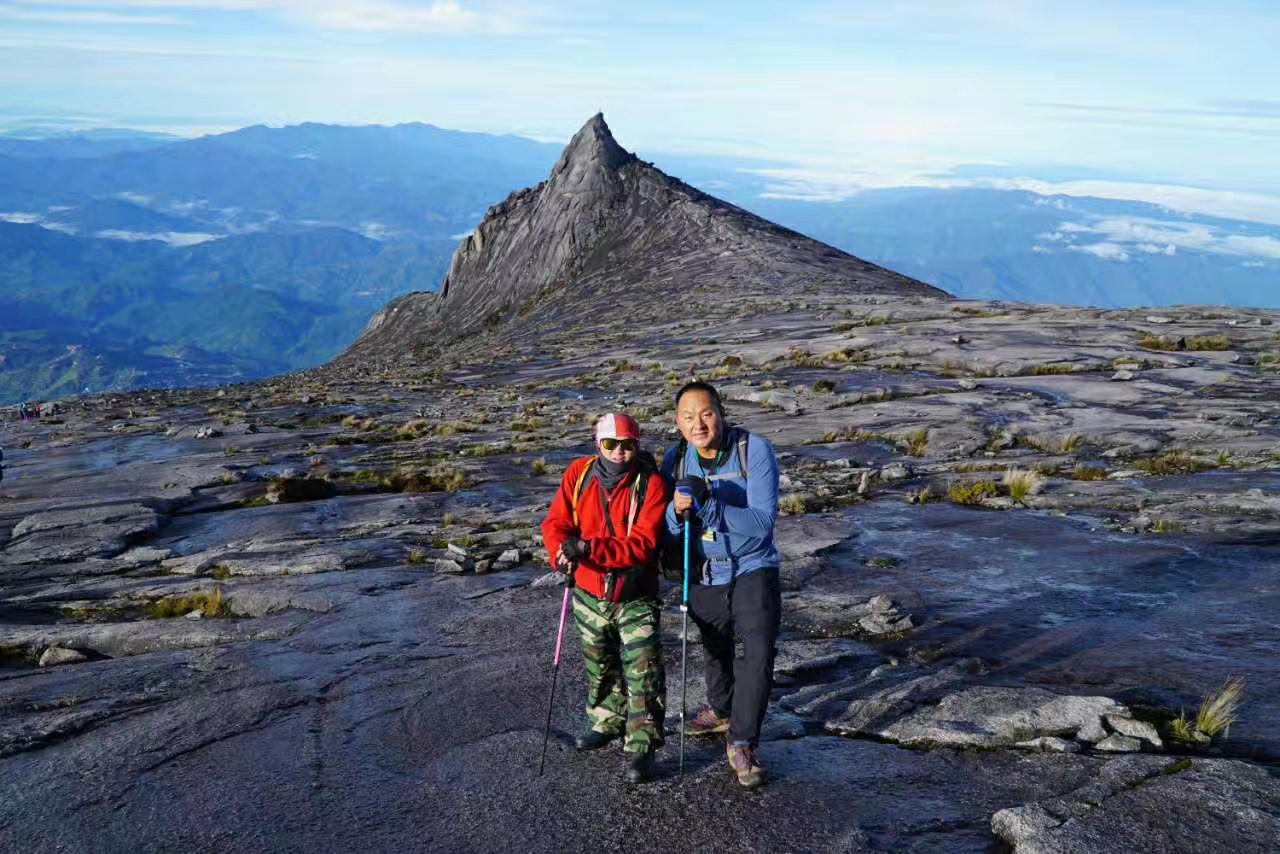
top-left (541, 456), bottom-right (670, 602)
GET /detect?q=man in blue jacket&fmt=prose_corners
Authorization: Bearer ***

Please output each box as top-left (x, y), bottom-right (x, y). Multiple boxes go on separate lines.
top-left (663, 380), bottom-right (781, 789)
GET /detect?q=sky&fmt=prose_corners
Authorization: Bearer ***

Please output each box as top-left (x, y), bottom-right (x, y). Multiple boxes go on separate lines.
top-left (2, 0), bottom-right (1279, 220)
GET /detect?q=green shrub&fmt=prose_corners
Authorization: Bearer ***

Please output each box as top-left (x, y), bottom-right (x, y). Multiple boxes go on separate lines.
top-left (947, 480), bottom-right (999, 505)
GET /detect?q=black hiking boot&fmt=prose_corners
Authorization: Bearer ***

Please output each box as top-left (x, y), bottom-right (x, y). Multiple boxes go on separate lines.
top-left (626, 750), bottom-right (654, 783)
top-left (575, 729), bottom-right (621, 751)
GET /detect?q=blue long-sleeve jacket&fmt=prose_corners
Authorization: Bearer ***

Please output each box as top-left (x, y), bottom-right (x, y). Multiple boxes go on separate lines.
top-left (662, 426), bottom-right (780, 586)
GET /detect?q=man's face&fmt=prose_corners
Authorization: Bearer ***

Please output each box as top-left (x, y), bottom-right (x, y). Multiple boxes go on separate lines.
top-left (676, 390), bottom-right (724, 455)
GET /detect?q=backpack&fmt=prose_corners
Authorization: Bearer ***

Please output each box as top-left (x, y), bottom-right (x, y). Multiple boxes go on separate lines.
top-left (660, 430), bottom-right (751, 583)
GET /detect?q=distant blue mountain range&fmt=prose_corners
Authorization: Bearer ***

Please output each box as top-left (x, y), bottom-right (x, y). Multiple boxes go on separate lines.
top-left (0, 122), bottom-right (1275, 404)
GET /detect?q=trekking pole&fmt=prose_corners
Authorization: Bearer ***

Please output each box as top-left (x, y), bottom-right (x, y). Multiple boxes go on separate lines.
top-left (538, 571), bottom-right (574, 776)
top-left (679, 514), bottom-right (692, 780)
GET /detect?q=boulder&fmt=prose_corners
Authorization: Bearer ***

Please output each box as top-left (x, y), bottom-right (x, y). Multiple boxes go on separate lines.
top-left (38, 647), bottom-right (89, 667)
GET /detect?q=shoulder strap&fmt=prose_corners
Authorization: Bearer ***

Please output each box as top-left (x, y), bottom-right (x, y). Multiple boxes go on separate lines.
top-left (735, 430), bottom-right (750, 480)
top-left (573, 456), bottom-right (652, 538)
top-left (674, 438), bottom-right (688, 480)
top-left (569, 458), bottom-right (596, 527)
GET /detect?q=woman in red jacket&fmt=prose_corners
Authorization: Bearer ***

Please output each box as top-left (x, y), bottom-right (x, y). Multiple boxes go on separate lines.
top-left (541, 412), bottom-right (670, 783)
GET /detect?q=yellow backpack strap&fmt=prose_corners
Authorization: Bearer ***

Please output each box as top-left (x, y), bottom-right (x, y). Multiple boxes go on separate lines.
top-left (570, 458), bottom-right (595, 527)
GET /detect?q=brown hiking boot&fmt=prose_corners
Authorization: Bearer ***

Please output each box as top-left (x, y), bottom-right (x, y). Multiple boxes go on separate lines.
top-left (726, 743), bottom-right (764, 789)
top-left (684, 706), bottom-right (730, 736)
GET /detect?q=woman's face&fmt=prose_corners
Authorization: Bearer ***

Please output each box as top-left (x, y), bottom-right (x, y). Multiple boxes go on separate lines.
top-left (598, 436), bottom-right (638, 465)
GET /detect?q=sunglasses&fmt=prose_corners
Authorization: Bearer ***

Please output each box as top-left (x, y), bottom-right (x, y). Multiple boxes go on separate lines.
top-left (600, 438), bottom-right (638, 453)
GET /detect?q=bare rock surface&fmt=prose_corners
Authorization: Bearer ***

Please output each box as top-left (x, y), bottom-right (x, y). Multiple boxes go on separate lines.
top-left (1, 117), bottom-right (1278, 853)
top-left (992, 756), bottom-right (1280, 853)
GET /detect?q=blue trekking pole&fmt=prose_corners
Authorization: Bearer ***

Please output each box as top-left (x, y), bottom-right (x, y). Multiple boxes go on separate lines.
top-left (539, 572), bottom-right (574, 776)
top-left (679, 511), bottom-right (692, 779)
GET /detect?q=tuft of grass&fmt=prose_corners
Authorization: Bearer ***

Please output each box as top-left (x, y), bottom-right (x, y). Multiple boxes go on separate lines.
top-left (1069, 466), bottom-right (1109, 481)
top-left (1186, 335), bottom-right (1231, 351)
top-left (386, 467), bottom-right (470, 493)
top-left (1168, 712), bottom-right (1200, 744)
top-left (1140, 333), bottom-right (1178, 351)
top-left (907, 486), bottom-right (936, 504)
top-left (778, 494), bottom-right (810, 515)
top-left (1196, 678), bottom-right (1245, 738)
top-left (530, 457), bottom-right (548, 476)
top-left (147, 587), bottom-right (231, 619)
top-left (435, 420), bottom-right (479, 436)
top-left (901, 428), bottom-right (930, 457)
top-left (947, 480), bottom-right (999, 505)
top-left (1060, 433), bottom-right (1083, 454)
top-left (394, 419), bottom-right (432, 441)
top-left (407, 548), bottom-right (429, 565)
top-left (1026, 363), bottom-right (1077, 376)
top-left (1150, 519), bottom-right (1186, 533)
top-left (1002, 468), bottom-right (1046, 503)
top-left (461, 442), bottom-right (513, 458)
top-left (813, 378), bottom-right (837, 393)
top-left (1132, 451), bottom-right (1212, 476)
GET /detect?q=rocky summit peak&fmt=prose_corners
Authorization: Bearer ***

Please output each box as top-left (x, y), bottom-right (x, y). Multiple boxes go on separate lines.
top-left (552, 113), bottom-right (635, 177)
top-left (339, 115), bottom-right (948, 366)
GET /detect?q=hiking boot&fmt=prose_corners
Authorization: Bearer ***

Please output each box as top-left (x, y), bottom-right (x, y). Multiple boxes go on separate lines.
top-left (625, 750), bottom-right (654, 783)
top-left (684, 706), bottom-right (730, 736)
top-left (575, 729), bottom-right (621, 751)
top-left (726, 743), bottom-right (765, 789)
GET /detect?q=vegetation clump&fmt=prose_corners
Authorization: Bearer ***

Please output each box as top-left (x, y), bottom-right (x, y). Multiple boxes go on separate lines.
top-left (386, 467), bottom-right (469, 493)
top-left (1168, 679), bottom-right (1245, 744)
top-left (900, 428), bottom-right (930, 457)
top-left (947, 480), bottom-right (999, 505)
top-left (1131, 451), bottom-right (1212, 476)
top-left (146, 587), bottom-right (231, 619)
top-left (778, 494), bottom-right (812, 515)
top-left (1002, 468), bottom-right (1046, 503)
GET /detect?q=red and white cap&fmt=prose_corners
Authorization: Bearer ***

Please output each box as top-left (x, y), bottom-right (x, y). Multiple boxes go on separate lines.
top-left (595, 412), bottom-right (641, 442)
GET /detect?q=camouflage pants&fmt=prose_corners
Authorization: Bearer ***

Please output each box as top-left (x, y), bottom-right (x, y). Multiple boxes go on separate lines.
top-left (573, 588), bottom-right (666, 754)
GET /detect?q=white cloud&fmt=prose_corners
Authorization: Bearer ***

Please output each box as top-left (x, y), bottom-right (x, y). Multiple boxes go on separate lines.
top-left (95, 229), bottom-right (218, 245)
top-left (10, 0), bottom-right (529, 33)
top-left (0, 6), bottom-right (177, 24)
top-left (1046, 216), bottom-right (1280, 262)
top-left (356, 221), bottom-right (395, 240)
top-left (1071, 242), bottom-right (1129, 261)
top-left (0, 211), bottom-right (43, 223)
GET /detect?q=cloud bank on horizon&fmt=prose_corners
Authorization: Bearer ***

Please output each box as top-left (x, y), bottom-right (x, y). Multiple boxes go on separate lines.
top-left (1, 0), bottom-right (1277, 221)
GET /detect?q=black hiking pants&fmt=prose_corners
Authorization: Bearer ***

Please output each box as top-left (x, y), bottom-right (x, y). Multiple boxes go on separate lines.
top-left (688, 566), bottom-right (781, 746)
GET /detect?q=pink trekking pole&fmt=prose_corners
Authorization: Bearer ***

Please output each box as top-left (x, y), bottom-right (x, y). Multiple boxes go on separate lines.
top-left (538, 573), bottom-right (574, 776)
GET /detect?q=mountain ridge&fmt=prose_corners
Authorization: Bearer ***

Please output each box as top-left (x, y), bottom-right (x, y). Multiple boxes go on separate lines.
top-left (340, 114), bottom-right (946, 367)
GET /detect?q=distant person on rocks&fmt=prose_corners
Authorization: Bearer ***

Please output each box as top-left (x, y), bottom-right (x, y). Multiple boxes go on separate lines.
top-left (663, 380), bottom-right (781, 789)
top-left (540, 412), bottom-right (671, 783)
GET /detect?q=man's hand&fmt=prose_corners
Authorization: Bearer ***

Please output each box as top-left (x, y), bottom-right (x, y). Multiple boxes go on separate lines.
top-left (674, 477), bottom-right (708, 519)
